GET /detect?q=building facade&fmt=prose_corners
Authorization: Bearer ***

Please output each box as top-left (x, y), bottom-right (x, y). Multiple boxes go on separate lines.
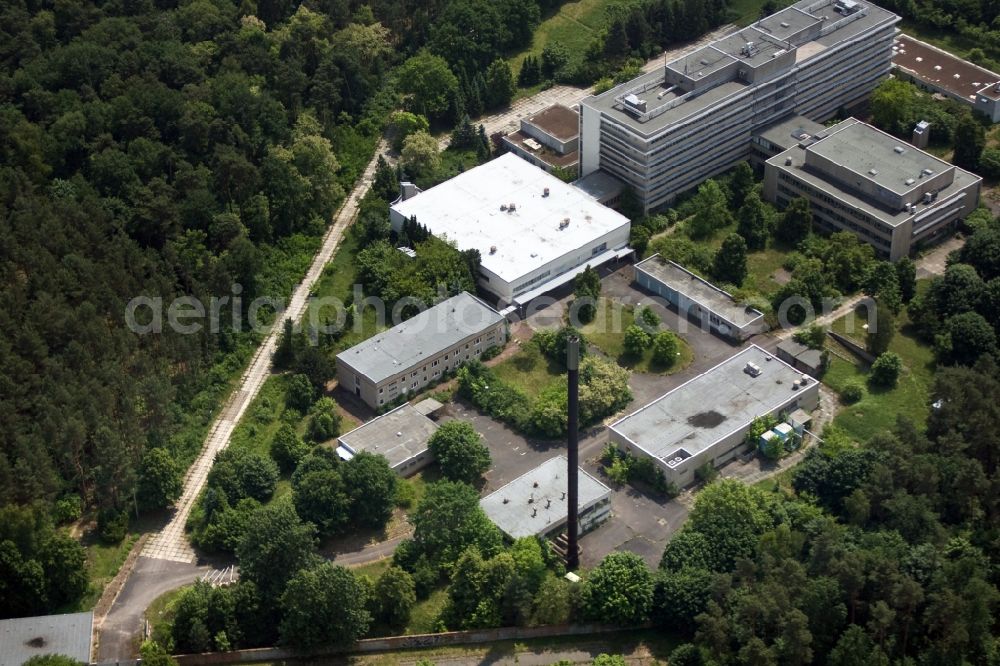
top-left (336, 292), bottom-right (506, 409)
top-left (763, 118), bottom-right (981, 259)
top-left (579, 0), bottom-right (900, 211)
top-left (390, 153), bottom-right (631, 306)
top-left (608, 345), bottom-right (819, 487)
top-left (634, 255), bottom-right (767, 341)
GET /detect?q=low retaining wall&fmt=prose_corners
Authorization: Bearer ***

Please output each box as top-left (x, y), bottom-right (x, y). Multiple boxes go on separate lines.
top-left (165, 624), bottom-right (627, 666)
top-left (827, 331), bottom-right (876, 364)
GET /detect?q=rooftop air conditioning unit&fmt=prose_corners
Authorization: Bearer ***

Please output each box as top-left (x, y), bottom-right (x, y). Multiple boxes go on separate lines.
top-left (490, 245), bottom-right (497, 254)
top-left (543, 187), bottom-right (550, 197)
top-left (745, 362), bottom-right (762, 377)
top-left (509, 203), bottom-right (517, 212)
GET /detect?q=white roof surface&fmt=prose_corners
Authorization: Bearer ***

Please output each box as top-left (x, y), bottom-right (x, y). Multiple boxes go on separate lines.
top-left (0, 612), bottom-right (93, 666)
top-left (391, 153), bottom-right (630, 283)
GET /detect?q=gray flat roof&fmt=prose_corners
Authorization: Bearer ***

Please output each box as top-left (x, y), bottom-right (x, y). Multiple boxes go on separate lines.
top-left (808, 119), bottom-right (953, 197)
top-left (336, 292), bottom-right (504, 384)
top-left (524, 104), bottom-right (580, 141)
top-left (610, 345), bottom-right (815, 463)
top-left (769, 119), bottom-right (981, 226)
top-left (480, 455), bottom-right (611, 540)
top-left (778, 338), bottom-right (824, 368)
top-left (0, 612), bottom-right (93, 666)
top-left (636, 255), bottom-right (765, 327)
top-left (755, 114), bottom-right (826, 151)
top-left (337, 402), bottom-right (438, 468)
top-left (574, 169), bottom-right (626, 201)
top-left (583, 0), bottom-right (898, 136)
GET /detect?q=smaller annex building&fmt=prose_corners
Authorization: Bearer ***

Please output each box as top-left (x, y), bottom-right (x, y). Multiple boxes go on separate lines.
top-left (635, 255), bottom-right (766, 341)
top-left (0, 612), bottom-right (93, 666)
top-left (335, 399), bottom-right (441, 477)
top-left (764, 117), bottom-right (981, 260)
top-left (893, 34), bottom-right (1000, 122)
top-left (336, 292), bottom-right (506, 409)
top-left (390, 153), bottom-right (631, 307)
top-left (480, 456), bottom-right (612, 541)
top-left (501, 104), bottom-right (580, 176)
top-left (609, 345), bottom-right (819, 487)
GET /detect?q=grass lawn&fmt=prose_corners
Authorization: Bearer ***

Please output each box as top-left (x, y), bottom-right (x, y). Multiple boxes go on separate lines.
top-left (492, 343), bottom-right (564, 399)
top-left (580, 298), bottom-right (694, 374)
top-left (745, 244), bottom-right (792, 297)
top-left (145, 586), bottom-right (188, 647)
top-left (507, 0), bottom-right (615, 77)
top-left (823, 303), bottom-right (936, 442)
top-left (75, 531), bottom-right (140, 611)
top-left (407, 588), bottom-right (449, 635)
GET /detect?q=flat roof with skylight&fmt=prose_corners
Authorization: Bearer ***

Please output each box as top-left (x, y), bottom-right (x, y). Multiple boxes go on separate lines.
top-left (336, 401), bottom-right (439, 470)
top-left (336, 292), bottom-right (503, 384)
top-left (610, 345), bottom-right (815, 465)
top-left (390, 153), bottom-right (630, 284)
top-left (480, 456), bottom-right (612, 540)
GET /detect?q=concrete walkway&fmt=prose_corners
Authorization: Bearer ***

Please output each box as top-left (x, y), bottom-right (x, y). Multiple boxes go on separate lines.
top-left (141, 139), bottom-right (389, 563)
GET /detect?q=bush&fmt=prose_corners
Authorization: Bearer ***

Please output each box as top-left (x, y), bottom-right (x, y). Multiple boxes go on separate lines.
top-left (306, 397), bottom-right (341, 443)
top-left (694, 463), bottom-right (718, 485)
top-left (638, 306), bottom-right (661, 330)
top-left (53, 495), bottom-right (82, 524)
top-left (651, 331), bottom-right (679, 367)
top-left (270, 424), bottom-right (310, 473)
top-left (623, 324), bottom-right (651, 357)
top-left (98, 508), bottom-right (128, 544)
top-left (286, 373), bottom-right (315, 412)
top-left (840, 381), bottom-right (864, 403)
top-left (869, 351), bottom-right (903, 388)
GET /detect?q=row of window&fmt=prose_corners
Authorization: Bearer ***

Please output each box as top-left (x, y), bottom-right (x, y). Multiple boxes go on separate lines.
top-left (375, 331), bottom-right (499, 405)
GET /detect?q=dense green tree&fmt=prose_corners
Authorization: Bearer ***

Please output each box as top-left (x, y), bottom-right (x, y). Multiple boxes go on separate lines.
top-left (396, 51), bottom-right (460, 122)
top-left (870, 351), bottom-right (903, 388)
top-left (623, 324), bottom-right (652, 357)
top-left (712, 233), bottom-right (748, 286)
top-left (207, 448), bottom-right (279, 503)
top-left (341, 451), bottom-right (397, 528)
top-left (401, 131), bottom-right (441, 179)
top-left (652, 567), bottom-right (715, 629)
top-left (651, 331), bottom-right (679, 367)
top-left (541, 41), bottom-right (569, 79)
top-left (580, 551), bottom-right (654, 625)
top-left (940, 312), bottom-right (997, 365)
top-left (683, 480), bottom-right (776, 571)
top-left (371, 566), bottom-right (416, 629)
top-left (959, 224), bottom-right (1000, 280)
top-left (728, 162), bottom-right (754, 207)
top-left (306, 397), bottom-right (342, 443)
top-left (484, 60), bottom-right (516, 109)
top-left (386, 111), bottom-right (430, 151)
top-left (776, 197), bottom-right (811, 245)
top-left (953, 112), bottom-right (985, 171)
top-left (280, 563), bottom-right (370, 647)
top-left (737, 191), bottom-right (772, 250)
top-left (687, 180), bottom-right (733, 239)
top-left (270, 424), bottom-right (310, 473)
top-left (292, 469), bottom-right (350, 536)
top-left (410, 480), bottom-right (503, 567)
top-left (573, 265), bottom-right (602, 324)
top-left (236, 501), bottom-right (318, 601)
top-left (137, 448), bottom-right (182, 511)
top-left (428, 421), bottom-right (491, 484)
top-left (864, 262), bottom-right (902, 313)
top-left (896, 257), bottom-right (917, 303)
top-left (286, 374), bottom-right (315, 412)
top-left (867, 298), bottom-right (896, 357)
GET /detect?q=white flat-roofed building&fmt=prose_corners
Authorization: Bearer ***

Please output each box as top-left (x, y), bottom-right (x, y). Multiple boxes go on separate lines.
top-left (763, 118), bottom-right (981, 259)
top-left (335, 400), bottom-right (440, 476)
top-left (0, 612), bottom-right (93, 666)
top-left (635, 255), bottom-right (767, 341)
top-left (336, 292), bottom-right (506, 409)
top-left (579, 0), bottom-right (901, 212)
top-left (480, 455), bottom-right (612, 541)
top-left (609, 345), bottom-right (819, 487)
top-left (390, 153), bottom-right (631, 306)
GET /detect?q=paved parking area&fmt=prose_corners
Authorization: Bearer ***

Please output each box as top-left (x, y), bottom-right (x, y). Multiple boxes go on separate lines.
top-left (446, 267), bottom-right (752, 568)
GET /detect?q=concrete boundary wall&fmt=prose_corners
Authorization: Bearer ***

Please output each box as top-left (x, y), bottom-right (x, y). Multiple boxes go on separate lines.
top-left (111, 624), bottom-right (629, 666)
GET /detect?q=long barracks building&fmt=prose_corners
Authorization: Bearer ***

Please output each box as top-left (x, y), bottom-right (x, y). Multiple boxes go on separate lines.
top-left (579, 0), bottom-right (900, 212)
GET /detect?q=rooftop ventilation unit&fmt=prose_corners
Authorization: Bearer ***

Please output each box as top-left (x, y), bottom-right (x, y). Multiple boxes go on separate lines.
top-left (489, 245), bottom-right (497, 254)
top-left (780, 21), bottom-right (790, 27)
top-left (894, 145), bottom-right (906, 154)
top-left (785, 156), bottom-right (793, 166)
top-left (543, 187), bottom-right (550, 197)
top-left (745, 362), bottom-right (762, 377)
top-left (508, 203), bottom-right (517, 212)
top-left (741, 41), bottom-right (758, 57)
top-left (923, 192), bottom-right (933, 204)
top-left (921, 168), bottom-right (934, 177)
top-left (559, 218), bottom-right (570, 229)
top-left (868, 169), bottom-right (879, 176)
top-left (905, 178), bottom-right (915, 185)
top-left (623, 93), bottom-right (647, 114)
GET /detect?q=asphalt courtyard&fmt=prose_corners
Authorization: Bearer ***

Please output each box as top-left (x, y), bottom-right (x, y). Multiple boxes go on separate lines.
top-left (448, 267), bottom-right (743, 568)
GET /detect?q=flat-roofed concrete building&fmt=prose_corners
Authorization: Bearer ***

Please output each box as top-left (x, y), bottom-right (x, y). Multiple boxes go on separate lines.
top-left (776, 339), bottom-right (826, 377)
top-left (763, 117), bottom-right (981, 259)
top-left (390, 153), bottom-right (631, 306)
top-left (335, 400), bottom-right (441, 476)
top-left (609, 345), bottom-right (819, 487)
top-left (893, 34), bottom-right (1000, 122)
top-left (634, 255), bottom-right (767, 341)
top-left (750, 114), bottom-right (826, 168)
top-left (480, 455), bottom-right (612, 540)
top-left (502, 104), bottom-right (580, 176)
top-left (579, 0), bottom-right (900, 211)
top-left (336, 292), bottom-right (506, 409)
top-left (0, 612), bottom-right (93, 666)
